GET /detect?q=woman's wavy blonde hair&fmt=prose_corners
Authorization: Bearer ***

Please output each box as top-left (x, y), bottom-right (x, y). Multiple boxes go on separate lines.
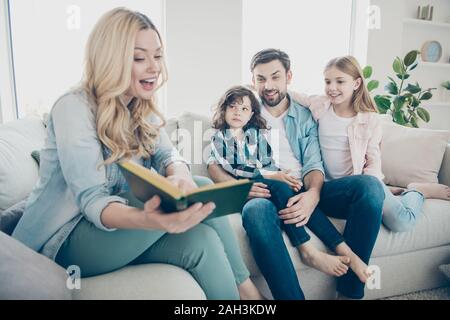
top-left (325, 56), bottom-right (378, 114)
top-left (82, 7), bottom-right (168, 166)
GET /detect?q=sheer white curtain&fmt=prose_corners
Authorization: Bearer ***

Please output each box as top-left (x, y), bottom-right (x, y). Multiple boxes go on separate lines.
top-left (9, 0), bottom-right (164, 118)
top-left (242, 0), bottom-right (353, 95)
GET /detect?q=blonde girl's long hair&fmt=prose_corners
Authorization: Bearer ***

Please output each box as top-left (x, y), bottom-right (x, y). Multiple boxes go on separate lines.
top-left (82, 7), bottom-right (168, 166)
top-left (325, 56), bottom-right (378, 114)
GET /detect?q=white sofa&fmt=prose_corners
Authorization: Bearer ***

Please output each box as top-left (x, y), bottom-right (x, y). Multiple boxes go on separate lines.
top-left (1, 113), bottom-right (449, 300)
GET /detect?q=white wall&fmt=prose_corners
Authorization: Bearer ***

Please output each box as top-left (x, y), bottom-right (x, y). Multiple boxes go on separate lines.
top-left (165, 0), bottom-right (242, 119)
top-left (241, 0), bottom-right (353, 95)
top-left (368, 0), bottom-right (450, 130)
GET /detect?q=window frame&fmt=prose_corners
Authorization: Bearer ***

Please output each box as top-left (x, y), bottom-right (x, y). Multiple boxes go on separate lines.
top-left (4, 0), bottom-right (167, 120)
top-left (0, 0), bottom-right (18, 123)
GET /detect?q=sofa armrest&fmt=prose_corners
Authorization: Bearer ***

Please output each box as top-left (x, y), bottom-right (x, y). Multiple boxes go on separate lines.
top-left (0, 231), bottom-right (72, 299)
top-left (438, 144), bottom-right (450, 187)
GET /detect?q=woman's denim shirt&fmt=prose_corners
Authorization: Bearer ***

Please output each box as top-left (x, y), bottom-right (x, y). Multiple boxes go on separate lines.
top-left (12, 89), bottom-right (186, 260)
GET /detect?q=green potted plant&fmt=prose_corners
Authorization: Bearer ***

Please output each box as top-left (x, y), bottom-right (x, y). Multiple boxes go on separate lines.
top-left (364, 50), bottom-right (436, 128)
top-left (441, 80), bottom-right (450, 101)
top-left (362, 65), bottom-right (379, 93)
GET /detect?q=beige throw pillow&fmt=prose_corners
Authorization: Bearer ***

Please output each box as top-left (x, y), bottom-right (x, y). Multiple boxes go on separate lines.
top-left (173, 112), bottom-right (214, 178)
top-left (381, 121), bottom-right (450, 187)
top-left (0, 117), bottom-right (46, 210)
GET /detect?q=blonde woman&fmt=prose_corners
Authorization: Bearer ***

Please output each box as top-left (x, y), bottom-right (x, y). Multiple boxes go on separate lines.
top-left (12, 8), bottom-right (263, 300)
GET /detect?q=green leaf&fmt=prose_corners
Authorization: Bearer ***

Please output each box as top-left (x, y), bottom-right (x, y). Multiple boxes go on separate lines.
top-left (417, 107), bottom-right (430, 122)
top-left (442, 81), bottom-right (450, 90)
top-left (393, 57), bottom-right (403, 74)
top-left (393, 96), bottom-right (406, 111)
top-left (393, 110), bottom-right (406, 125)
top-left (420, 92), bottom-right (432, 100)
top-left (396, 74), bottom-right (410, 80)
top-left (403, 112), bottom-right (409, 123)
top-left (405, 83), bottom-right (421, 94)
top-left (403, 92), bottom-right (413, 98)
top-left (409, 62), bottom-right (419, 71)
top-left (410, 117), bottom-right (419, 128)
top-left (367, 80), bottom-right (379, 92)
top-left (363, 66), bottom-right (373, 79)
top-left (407, 109), bottom-right (416, 118)
top-left (404, 50), bottom-right (419, 67)
top-left (385, 81), bottom-right (398, 95)
top-left (387, 76), bottom-right (397, 84)
top-left (410, 96), bottom-right (420, 107)
top-left (374, 95), bottom-right (391, 113)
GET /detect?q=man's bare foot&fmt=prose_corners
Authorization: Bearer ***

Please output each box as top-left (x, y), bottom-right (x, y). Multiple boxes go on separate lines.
top-left (335, 242), bottom-right (372, 283)
top-left (299, 245), bottom-right (350, 277)
top-left (347, 253), bottom-right (373, 283)
top-left (407, 182), bottom-right (450, 200)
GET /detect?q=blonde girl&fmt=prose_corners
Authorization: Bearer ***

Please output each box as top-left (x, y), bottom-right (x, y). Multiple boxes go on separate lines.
top-left (291, 56), bottom-right (450, 233)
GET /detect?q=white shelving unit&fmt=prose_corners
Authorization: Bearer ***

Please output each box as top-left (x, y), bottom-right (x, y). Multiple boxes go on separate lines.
top-left (419, 61), bottom-right (450, 68)
top-left (423, 102), bottom-right (450, 107)
top-left (401, 1), bottom-right (450, 129)
top-left (403, 18), bottom-right (450, 28)
top-left (368, 0), bottom-right (450, 130)
top-left (402, 18), bottom-right (450, 105)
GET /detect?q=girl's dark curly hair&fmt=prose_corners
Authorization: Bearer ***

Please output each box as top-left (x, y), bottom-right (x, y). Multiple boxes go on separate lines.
top-left (212, 86), bottom-right (268, 132)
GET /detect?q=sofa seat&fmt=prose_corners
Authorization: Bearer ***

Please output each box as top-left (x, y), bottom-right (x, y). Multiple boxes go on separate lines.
top-left (73, 264), bottom-right (206, 300)
top-left (1, 115), bottom-right (449, 300)
top-left (229, 198), bottom-right (450, 277)
top-left (373, 200), bottom-right (450, 257)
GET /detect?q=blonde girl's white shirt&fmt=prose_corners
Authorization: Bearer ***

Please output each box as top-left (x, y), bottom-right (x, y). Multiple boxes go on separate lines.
top-left (261, 106), bottom-right (302, 179)
top-left (318, 107), bottom-right (355, 181)
top-left (292, 92), bottom-right (385, 182)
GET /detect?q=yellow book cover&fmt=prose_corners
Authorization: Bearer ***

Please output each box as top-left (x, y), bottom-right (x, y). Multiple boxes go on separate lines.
top-left (118, 161), bottom-right (254, 220)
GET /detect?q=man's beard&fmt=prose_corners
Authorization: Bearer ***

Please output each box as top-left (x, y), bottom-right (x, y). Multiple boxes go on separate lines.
top-left (260, 90), bottom-right (287, 107)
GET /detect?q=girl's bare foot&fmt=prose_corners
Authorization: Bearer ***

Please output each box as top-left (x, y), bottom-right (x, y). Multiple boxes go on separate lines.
top-left (238, 278), bottom-right (266, 300)
top-left (407, 182), bottom-right (450, 200)
top-left (298, 243), bottom-right (350, 277)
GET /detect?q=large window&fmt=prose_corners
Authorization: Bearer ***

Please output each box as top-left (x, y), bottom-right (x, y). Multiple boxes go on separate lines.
top-left (242, 0), bottom-right (353, 95)
top-left (9, 0), bottom-right (164, 118)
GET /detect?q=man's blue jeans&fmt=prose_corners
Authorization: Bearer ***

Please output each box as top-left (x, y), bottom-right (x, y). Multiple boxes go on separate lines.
top-left (242, 175), bottom-right (384, 300)
top-left (255, 178), bottom-right (345, 249)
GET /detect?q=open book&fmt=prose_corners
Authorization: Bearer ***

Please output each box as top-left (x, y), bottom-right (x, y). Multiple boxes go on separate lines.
top-left (118, 161), bottom-right (254, 220)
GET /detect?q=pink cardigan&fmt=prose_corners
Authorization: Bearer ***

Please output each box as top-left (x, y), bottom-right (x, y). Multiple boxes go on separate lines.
top-left (293, 93), bottom-right (384, 181)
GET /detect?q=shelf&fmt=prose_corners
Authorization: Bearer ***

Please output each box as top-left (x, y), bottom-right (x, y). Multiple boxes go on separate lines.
top-left (418, 62), bottom-right (450, 68)
top-left (422, 102), bottom-right (450, 107)
top-left (403, 18), bottom-right (450, 28)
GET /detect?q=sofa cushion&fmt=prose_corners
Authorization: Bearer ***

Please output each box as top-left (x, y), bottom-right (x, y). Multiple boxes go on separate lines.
top-left (175, 112), bottom-right (215, 177)
top-left (0, 231), bottom-right (72, 299)
top-left (381, 121), bottom-right (450, 188)
top-left (373, 198), bottom-right (450, 257)
top-left (439, 264), bottom-right (450, 281)
top-left (438, 144), bottom-right (450, 187)
top-left (72, 263), bottom-right (206, 300)
top-left (31, 150), bottom-right (40, 166)
top-left (0, 199), bottom-right (27, 235)
top-left (229, 197), bottom-right (450, 277)
top-left (0, 117), bottom-right (46, 210)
